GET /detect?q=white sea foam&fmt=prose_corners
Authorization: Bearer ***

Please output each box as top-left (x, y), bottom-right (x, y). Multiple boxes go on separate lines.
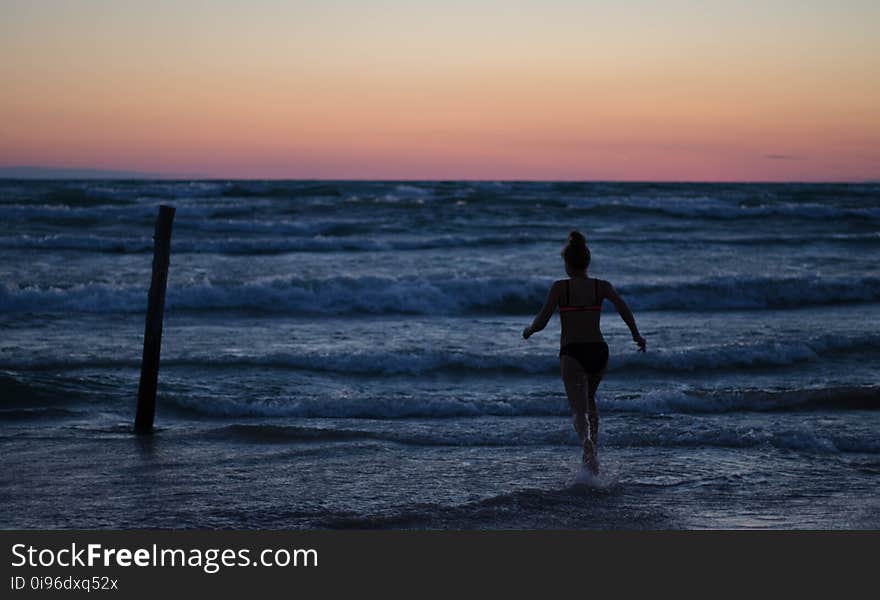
top-left (565, 195), bottom-right (880, 221)
top-left (2, 274), bottom-right (878, 314)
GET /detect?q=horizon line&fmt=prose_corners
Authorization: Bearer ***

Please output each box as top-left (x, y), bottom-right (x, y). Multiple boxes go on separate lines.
top-left (0, 166), bottom-right (877, 185)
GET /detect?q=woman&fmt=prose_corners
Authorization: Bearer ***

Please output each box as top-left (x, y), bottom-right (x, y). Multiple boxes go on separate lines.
top-left (523, 231), bottom-right (646, 474)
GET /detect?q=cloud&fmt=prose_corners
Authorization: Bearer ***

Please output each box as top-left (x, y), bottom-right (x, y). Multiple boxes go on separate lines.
top-left (764, 154), bottom-right (804, 161)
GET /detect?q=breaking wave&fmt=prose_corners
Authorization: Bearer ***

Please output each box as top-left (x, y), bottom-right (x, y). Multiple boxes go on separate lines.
top-left (2, 275), bottom-right (880, 314)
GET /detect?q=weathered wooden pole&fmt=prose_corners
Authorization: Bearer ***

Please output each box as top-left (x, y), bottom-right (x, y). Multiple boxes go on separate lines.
top-left (134, 204), bottom-right (175, 434)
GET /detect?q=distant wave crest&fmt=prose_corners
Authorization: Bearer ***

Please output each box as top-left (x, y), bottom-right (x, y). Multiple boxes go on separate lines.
top-left (2, 274), bottom-right (879, 314)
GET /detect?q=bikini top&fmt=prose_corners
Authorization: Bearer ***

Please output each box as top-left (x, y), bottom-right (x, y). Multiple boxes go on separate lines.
top-left (559, 278), bottom-right (602, 312)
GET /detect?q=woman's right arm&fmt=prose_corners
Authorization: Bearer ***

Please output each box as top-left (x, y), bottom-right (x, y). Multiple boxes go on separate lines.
top-left (603, 281), bottom-right (646, 351)
top-left (523, 281), bottom-right (561, 339)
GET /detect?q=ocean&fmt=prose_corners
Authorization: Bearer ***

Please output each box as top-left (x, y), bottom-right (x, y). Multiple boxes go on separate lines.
top-left (1, 179), bottom-right (878, 529)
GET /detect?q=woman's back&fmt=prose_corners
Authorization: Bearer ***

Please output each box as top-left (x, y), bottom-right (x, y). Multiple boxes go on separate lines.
top-left (558, 276), bottom-right (605, 346)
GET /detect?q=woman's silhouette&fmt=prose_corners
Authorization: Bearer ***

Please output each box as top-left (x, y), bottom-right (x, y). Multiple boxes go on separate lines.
top-left (523, 231), bottom-right (645, 474)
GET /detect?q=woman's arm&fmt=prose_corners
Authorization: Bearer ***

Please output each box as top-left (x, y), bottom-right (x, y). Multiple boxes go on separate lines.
top-left (603, 280), bottom-right (646, 351)
top-left (523, 281), bottom-right (561, 339)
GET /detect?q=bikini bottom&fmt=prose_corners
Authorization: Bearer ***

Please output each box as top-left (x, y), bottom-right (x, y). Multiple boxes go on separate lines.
top-left (559, 342), bottom-right (609, 375)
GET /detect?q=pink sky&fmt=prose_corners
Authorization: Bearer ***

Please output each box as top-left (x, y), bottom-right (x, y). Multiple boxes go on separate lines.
top-left (1, 1), bottom-right (878, 180)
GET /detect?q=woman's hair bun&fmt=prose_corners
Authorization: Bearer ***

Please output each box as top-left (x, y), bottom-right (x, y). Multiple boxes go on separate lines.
top-left (562, 230), bottom-right (590, 270)
top-left (568, 230), bottom-right (586, 246)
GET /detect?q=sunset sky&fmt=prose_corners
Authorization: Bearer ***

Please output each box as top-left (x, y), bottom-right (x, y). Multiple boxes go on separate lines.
top-left (1, 0), bottom-right (878, 180)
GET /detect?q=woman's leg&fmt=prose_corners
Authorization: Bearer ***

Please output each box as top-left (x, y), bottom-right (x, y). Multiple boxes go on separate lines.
top-left (585, 368), bottom-right (605, 446)
top-left (560, 356), bottom-right (587, 443)
top-left (561, 356), bottom-right (600, 469)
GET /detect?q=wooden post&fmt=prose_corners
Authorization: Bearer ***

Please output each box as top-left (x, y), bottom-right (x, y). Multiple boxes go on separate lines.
top-left (134, 204), bottom-right (175, 434)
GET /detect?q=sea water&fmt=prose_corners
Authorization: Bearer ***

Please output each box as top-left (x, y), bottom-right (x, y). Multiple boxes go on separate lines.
top-left (1, 180), bottom-right (878, 528)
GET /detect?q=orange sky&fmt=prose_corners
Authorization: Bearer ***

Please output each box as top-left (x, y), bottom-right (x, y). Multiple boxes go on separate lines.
top-left (1, 1), bottom-right (878, 180)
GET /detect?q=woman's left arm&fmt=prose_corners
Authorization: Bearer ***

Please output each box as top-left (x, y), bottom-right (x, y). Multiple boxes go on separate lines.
top-left (523, 281), bottom-right (561, 339)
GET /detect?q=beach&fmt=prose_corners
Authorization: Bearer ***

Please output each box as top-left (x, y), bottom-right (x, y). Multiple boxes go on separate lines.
top-left (1, 180), bottom-right (878, 529)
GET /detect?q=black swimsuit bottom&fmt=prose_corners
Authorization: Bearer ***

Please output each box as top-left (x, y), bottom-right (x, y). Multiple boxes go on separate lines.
top-left (559, 342), bottom-right (609, 374)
